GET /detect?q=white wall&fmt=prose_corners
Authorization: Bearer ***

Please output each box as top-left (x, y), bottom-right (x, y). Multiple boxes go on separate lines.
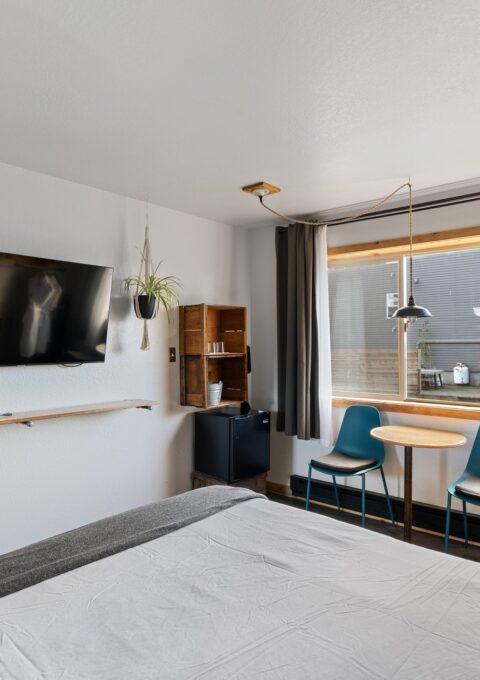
top-left (0, 162), bottom-right (246, 554)
top-left (248, 200), bottom-right (480, 514)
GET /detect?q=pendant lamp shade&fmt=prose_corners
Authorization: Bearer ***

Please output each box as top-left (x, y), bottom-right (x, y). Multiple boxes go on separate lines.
top-left (392, 295), bottom-right (432, 321)
top-left (391, 182), bottom-right (432, 324)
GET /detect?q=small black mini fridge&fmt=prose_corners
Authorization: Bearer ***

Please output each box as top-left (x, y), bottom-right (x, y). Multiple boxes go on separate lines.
top-left (194, 406), bottom-right (270, 482)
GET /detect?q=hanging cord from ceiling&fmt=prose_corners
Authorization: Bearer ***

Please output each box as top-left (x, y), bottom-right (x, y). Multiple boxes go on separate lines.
top-left (258, 181), bottom-right (411, 226)
top-left (407, 181), bottom-right (413, 300)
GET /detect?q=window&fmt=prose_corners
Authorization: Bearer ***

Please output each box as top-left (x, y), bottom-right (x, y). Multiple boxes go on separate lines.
top-left (328, 232), bottom-right (480, 407)
top-left (329, 259), bottom-right (400, 396)
top-left (406, 248), bottom-right (480, 404)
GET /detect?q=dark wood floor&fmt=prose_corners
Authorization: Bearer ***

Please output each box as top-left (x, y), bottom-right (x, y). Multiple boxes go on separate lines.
top-left (267, 492), bottom-right (480, 562)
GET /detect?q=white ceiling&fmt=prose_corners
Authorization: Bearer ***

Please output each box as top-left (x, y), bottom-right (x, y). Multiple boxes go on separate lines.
top-left (1, 0), bottom-right (480, 227)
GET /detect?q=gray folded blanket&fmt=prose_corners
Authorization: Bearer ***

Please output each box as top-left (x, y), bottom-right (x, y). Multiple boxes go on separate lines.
top-left (0, 485), bottom-right (263, 598)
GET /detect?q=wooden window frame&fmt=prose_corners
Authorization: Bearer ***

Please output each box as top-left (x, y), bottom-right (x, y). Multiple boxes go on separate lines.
top-left (328, 225), bottom-right (480, 420)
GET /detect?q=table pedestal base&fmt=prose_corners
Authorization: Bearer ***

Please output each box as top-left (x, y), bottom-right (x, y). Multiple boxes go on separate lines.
top-left (404, 446), bottom-right (413, 542)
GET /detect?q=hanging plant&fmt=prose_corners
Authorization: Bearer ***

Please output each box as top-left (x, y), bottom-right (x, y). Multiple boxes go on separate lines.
top-left (123, 267), bottom-right (181, 321)
top-left (123, 201), bottom-right (182, 350)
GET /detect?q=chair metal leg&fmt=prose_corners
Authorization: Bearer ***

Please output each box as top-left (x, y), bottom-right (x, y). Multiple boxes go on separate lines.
top-left (361, 474), bottom-right (366, 528)
top-left (306, 464), bottom-right (312, 511)
top-left (380, 466), bottom-right (395, 525)
top-left (444, 493), bottom-right (452, 553)
top-left (463, 500), bottom-right (469, 547)
top-left (332, 475), bottom-right (341, 512)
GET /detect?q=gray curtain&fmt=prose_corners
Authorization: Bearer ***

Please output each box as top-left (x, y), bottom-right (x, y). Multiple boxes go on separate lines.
top-left (276, 224), bottom-right (320, 440)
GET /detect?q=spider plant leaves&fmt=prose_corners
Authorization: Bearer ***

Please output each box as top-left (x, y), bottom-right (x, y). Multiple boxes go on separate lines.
top-left (123, 268), bottom-right (182, 322)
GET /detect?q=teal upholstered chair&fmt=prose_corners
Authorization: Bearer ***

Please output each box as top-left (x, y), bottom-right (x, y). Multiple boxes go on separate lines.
top-left (305, 404), bottom-right (394, 528)
top-left (445, 426), bottom-right (480, 553)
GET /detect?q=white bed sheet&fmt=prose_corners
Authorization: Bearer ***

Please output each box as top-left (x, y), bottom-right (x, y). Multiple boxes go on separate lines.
top-left (1, 497), bottom-right (480, 679)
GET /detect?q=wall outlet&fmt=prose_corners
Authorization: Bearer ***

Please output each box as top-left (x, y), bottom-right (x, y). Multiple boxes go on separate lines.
top-left (169, 347), bottom-right (176, 362)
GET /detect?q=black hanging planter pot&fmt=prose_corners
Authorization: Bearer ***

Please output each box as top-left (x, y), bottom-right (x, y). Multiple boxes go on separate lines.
top-left (134, 295), bottom-right (159, 320)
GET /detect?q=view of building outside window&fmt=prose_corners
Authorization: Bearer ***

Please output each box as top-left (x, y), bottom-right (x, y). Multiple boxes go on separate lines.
top-left (407, 248), bottom-right (480, 403)
top-left (329, 259), bottom-right (400, 395)
top-left (329, 247), bottom-right (480, 404)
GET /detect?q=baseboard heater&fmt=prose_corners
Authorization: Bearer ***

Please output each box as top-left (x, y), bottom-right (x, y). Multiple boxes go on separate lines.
top-left (290, 474), bottom-right (480, 543)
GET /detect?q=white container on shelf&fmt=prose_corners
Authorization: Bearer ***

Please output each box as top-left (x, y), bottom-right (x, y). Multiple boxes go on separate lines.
top-left (207, 380), bottom-right (223, 406)
top-left (453, 363), bottom-right (469, 385)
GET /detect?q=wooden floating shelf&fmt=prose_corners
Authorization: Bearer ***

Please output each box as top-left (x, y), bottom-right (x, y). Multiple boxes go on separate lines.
top-left (0, 399), bottom-right (158, 427)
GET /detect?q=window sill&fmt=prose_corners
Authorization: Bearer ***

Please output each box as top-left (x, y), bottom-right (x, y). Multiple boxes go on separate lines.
top-left (332, 396), bottom-right (480, 421)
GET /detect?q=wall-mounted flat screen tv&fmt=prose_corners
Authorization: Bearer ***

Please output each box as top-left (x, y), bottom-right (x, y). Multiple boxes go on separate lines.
top-left (0, 252), bottom-right (113, 365)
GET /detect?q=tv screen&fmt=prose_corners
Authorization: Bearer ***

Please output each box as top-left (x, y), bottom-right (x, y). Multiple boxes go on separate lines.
top-left (0, 252), bottom-right (113, 365)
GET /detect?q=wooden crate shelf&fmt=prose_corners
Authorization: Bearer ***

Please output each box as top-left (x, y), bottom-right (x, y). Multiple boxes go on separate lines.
top-left (201, 400), bottom-right (243, 410)
top-left (205, 352), bottom-right (244, 358)
top-left (180, 304), bottom-right (248, 408)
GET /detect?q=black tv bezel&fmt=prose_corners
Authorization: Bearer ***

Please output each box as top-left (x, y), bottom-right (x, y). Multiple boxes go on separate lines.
top-left (0, 251), bottom-right (114, 367)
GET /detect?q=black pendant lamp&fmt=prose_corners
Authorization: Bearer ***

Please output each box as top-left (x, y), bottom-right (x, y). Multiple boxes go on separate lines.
top-left (392, 182), bottom-right (432, 324)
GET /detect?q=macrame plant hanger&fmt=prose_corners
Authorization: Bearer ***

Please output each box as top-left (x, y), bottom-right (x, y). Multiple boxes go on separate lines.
top-left (134, 199), bottom-right (159, 350)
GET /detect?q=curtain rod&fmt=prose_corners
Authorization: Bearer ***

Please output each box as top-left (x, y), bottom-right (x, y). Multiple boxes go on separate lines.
top-left (321, 190), bottom-right (480, 226)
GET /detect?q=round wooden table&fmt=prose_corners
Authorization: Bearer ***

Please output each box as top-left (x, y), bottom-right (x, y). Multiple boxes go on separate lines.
top-left (370, 425), bottom-right (467, 542)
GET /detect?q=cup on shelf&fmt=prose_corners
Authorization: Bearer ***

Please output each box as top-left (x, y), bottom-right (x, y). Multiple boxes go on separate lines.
top-left (208, 341), bottom-right (225, 354)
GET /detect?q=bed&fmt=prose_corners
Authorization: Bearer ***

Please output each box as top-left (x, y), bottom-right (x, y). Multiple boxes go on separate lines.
top-left (1, 485), bottom-right (479, 679)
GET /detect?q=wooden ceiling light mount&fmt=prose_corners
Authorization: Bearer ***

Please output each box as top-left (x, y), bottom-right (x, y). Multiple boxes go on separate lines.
top-left (242, 181), bottom-right (281, 198)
